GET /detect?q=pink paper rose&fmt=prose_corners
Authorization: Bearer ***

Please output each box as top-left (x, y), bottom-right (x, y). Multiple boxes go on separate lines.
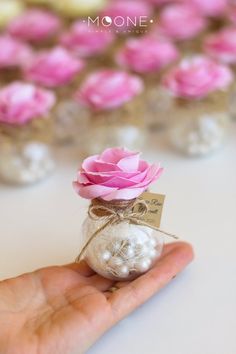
top-left (73, 147), bottom-right (163, 201)
top-left (23, 47), bottom-right (84, 88)
top-left (0, 82), bottom-right (55, 125)
top-left (158, 4), bottom-right (207, 41)
top-left (182, 0), bottom-right (227, 17)
top-left (75, 69), bottom-right (144, 111)
top-left (100, 0), bottom-right (153, 31)
top-left (8, 9), bottom-right (61, 42)
top-left (204, 27), bottom-right (236, 64)
top-left (0, 35), bottom-right (32, 69)
top-left (60, 21), bottom-right (114, 58)
top-left (116, 35), bottom-right (179, 73)
top-left (163, 56), bottom-right (233, 99)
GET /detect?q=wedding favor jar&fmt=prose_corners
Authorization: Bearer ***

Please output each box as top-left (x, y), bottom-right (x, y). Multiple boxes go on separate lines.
top-left (73, 147), bottom-right (164, 281)
top-left (23, 47), bottom-right (86, 144)
top-left (116, 35), bottom-right (179, 131)
top-left (74, 69), bottom-right (146, 154)
top-left (162, 56), bottom-right (233, 157)
top-left (7, 9), bottom-right (62, 48)
top-left (0, 35), bottom-right (32, 85)
top-left (182, 0), bottom-right (228, 30)
top-left (0, 82), bottom-right (56, 184)
top-left (60, 21), bottom-right (115, 69)
top-left (203, 27), bottom-right (236, 119)
top-left (155, 3), bottom-right (208, 55)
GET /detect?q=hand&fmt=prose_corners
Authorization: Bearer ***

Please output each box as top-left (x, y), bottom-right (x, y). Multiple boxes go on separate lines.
top-left (0, 242), bottom-right (193, 354)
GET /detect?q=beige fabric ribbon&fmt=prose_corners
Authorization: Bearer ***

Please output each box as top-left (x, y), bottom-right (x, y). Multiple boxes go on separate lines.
top-left (75, 199), bottom-right (178, 263)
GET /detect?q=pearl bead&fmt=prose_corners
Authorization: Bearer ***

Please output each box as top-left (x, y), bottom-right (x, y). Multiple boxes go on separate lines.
top-left (125, 247), bottom-right (135, 258)
top-left (101, 250), bottom-right (111, 262)
top-left (118, 265), bottom-right (129, 277)
top-left (149, 238), bottom-right (157, 247)
top-left (136, 259), bottom-right (151, 272)
top-left (149, 249), bottom-right (157, 259)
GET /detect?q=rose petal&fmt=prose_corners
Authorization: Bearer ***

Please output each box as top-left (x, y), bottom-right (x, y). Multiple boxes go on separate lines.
top-left (74, 183), bottom-right (118, 200)
top-left (99, 176), bottom-right (143, 188)
top-left (79, 171), bottom-right (113, 185)
top-left (117, 153), bottom-right (140, 171)
top-left (82, 154), bottom-right (99, 171)
top-left (94, 160), bottom-right (122, 172)
top-left (100, 147), bottom-right (139, 164)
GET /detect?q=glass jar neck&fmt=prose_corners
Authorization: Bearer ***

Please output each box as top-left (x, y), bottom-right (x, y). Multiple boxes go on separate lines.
top-left (0, 117), bottom-right (52, 143)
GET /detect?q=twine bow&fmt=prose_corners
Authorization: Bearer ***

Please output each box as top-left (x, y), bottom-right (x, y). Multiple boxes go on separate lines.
top-left (75, 199), bottom-right (178, 263)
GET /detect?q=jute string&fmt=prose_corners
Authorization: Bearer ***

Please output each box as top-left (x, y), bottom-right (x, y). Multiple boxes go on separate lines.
top-left (75, 198), bottom-right (178, 263)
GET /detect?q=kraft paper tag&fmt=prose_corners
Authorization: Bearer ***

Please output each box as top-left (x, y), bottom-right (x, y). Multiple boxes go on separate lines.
top-left (136, 192), bottom-right (165, 228)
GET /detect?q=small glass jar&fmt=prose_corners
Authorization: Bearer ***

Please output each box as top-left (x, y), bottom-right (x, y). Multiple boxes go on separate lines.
top-left (82, 200), bottom-right (164, 281)
top-left (0, 118), bottom-right (55, 185)
top-left (142, 81), bottom-right (174, 133)
top-left (60, 21), bottom-right (115, 72)
top-left (82, 98), bottom-right (147, 155)
top-left (0, 36), bottom-right (32, 86)
top-left (52, 80), bottom-right (90, 145)
top-left (115, 36), bottom-right (179, 133)
top-left (23, 46), bottom-right (87, 145)
top-left (168, 91), bottom-right (231, 157)
top-left (75, 69), bottom-right (146, 154)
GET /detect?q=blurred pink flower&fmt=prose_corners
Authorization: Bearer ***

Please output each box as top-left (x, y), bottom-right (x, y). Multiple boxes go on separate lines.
top-left (116, 35), bottom-right (179, 73)
top-left (182, 0), bottom-right (228, 17)
top-left (8, 9), bottom-right (61, 42)
top-left (24, 47), bottom-right (84, 88)
top-left (204, 27), bottom-right (236, 64)
top-left (163, 56), bottom-right (233, 99)
top-left (0, 82), bottom-right (55, 125)
top-left (0, 35), bottom-right (32, 69)
top-left (75, 69), bottom-right (143, 111)
top-left (158, 4), bottom-right (207, 41)
top-left (60, 21), bottom-right (114, 58)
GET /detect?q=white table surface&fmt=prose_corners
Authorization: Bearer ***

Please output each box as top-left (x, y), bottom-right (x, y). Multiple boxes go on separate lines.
top-left (1, 127), bottom-right (236, 354)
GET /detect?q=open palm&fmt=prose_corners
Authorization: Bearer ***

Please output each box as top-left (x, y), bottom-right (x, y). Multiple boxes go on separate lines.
top-left (0, 242), bottom-right (193, 354)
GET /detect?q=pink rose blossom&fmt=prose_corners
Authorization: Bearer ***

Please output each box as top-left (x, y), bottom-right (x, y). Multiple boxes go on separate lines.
top-left (8, 9), bottom-right (61, 42)
top-left (157, 4), bottom-right (207, 41)
top-left (100, 0), bottom-right (153, 31)
top-left (0, 35), bottom-right (32, 69)
top-left (116, 35), bottom-right (179, 73)
top-left (163, 56), bottom-right (233, 99)
top-left (73, 147), bottom-right (163, 201)
top-left (0, 82), bottom-right (55, 125)
top-left (75, 69), bottom-right (144, 111)
top-left (182, 0), bottom-right (228, 17)
top-left (60, 21), bottom-right (114, 58)
top-left (23, 47), bottom-right (84, 88)
top-left (204, 27), bottom-right (236, 64)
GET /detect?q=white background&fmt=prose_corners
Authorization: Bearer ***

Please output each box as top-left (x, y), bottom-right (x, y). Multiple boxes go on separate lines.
top-left (1, 129), bottom-right (236, 354)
